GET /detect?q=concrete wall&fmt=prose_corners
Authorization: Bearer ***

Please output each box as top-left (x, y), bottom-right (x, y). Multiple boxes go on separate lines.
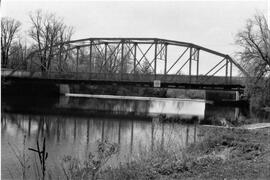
top-left (59, 84), bottom-right (70, 95)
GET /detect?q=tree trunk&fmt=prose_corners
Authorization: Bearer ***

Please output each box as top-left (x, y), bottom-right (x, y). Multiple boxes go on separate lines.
top-left (1, 51), bottom-right (8, 68)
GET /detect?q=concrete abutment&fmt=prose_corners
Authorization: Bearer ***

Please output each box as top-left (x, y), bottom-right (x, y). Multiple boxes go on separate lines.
top-left (2, 81), bottom-right (70, 97)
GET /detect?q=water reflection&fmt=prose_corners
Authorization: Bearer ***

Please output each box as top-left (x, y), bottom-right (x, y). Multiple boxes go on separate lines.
top-left (2, 113), bottom-right (200, 153)
top-left (2, 95), bottom-right (206, 120)
top-left (58, 96), bottom-right (206, 118)
top-left (1, 112), bottom-right (199, 179)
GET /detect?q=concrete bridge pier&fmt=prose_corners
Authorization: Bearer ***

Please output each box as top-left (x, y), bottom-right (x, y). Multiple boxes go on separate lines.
top-left (235, 91), bottom-right (240, 101)
top-left (59, 84), bottom-right (70, 95)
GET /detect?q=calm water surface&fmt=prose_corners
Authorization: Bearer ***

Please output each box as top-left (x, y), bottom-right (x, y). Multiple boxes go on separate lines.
top-left (1, 95), bottom-right (254, 179)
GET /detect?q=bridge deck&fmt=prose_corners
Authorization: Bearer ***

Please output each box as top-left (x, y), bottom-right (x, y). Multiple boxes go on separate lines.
top-left (2, 69), bottom-right (245, 91)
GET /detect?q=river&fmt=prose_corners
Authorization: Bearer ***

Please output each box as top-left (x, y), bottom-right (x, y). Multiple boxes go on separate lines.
top-left (1, 94), bottom-right (266, 179)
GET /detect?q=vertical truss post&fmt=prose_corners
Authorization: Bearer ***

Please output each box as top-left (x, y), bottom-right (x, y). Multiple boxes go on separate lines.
top-left (154, 40), bottom-right (158, 78)
top-left (196, 49), bottom-right (200, 82)
top-left (59, 44), bottom-right (62, 73)
top-left (109, 44), bottom-right (113, 72)
top-left (164, 43), bottom-right (168, 76)
top-left (104, 42), bottom-right (108, 73)
top-left (76, 47), bottom-right (79, 78)
top-left (89, 40), bottom-right (93, 74)
top-left (133, 43), bottom-right (137, 74)
top-left (230, 61), bottom-right (233, 83)
top-left (30, 56), bottom-right (33, 71)
top-left (225, 58), bottom-right (228, 84)
top-left (121, 40), bottom-right (124, 79)
top-left (189, 47), bottom-right (193, 83)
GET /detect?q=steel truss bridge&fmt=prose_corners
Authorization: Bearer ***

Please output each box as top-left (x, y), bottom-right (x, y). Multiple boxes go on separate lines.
top-left (2, 38), bottom-right (249, 91)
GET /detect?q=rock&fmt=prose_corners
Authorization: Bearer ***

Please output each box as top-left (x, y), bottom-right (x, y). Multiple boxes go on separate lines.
top-left (219, 118), bottom-right (233, 127)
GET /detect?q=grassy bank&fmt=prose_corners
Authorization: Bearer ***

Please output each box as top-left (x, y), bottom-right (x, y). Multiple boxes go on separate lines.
top-left (100, 127), bottom-right (270, 180)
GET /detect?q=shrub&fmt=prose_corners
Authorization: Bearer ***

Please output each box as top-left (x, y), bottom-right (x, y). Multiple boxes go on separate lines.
top-left (62, 140), bottom-right (118, 180)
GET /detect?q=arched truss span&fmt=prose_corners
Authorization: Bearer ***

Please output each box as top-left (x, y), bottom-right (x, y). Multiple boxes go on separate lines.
top-left (2, 38), bottom-right (249, 89)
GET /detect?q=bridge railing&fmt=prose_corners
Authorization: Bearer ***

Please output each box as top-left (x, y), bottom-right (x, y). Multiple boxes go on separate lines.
top-left (2, 68), bottom-right (245, 86)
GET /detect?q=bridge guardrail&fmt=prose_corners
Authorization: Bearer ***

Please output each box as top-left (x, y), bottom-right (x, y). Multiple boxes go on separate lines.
top-left (2, 69), bottom-right (245, 86)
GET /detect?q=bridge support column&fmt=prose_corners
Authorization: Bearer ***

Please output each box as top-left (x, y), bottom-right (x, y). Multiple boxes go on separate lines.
top-left (235, 91), bottom-right (240, 101)
top-left (59, 84), bottom-right (70, 95)
top-left (59, 95), bottom-right (70, 106)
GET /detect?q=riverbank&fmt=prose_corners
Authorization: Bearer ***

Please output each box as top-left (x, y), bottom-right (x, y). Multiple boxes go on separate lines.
top-left (4, 119), bottom-right (270, 179)
top-left (101, 126), bottom-right (270, 179)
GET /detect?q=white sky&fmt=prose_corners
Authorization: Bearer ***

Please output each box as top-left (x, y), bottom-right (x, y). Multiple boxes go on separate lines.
top-left (1, 0), bottom-right (269, 75)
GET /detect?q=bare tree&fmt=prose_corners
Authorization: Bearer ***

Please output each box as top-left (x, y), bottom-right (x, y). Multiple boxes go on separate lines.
top-left (235, 13), bottom-right (270, 107)
top-left (91, 44), bottom-right (132, 74)
top-left (1, 17), bottom-right (21, 68)
top-left (9, 38), bottom-right (28, 69)
top-left (235, 13), bottom-right (270, 80)
top-left (140, 60), bottom-right (153, 74)
top-left (29, 10), bottom-right (74, 72)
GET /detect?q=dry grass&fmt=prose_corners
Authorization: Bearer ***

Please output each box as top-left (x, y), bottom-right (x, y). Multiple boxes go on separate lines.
top-left (100, 127), bottom-right (270, 180)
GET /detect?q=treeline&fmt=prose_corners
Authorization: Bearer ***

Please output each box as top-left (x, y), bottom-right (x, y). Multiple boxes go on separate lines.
top-left (1, 10), bottom-right (74, 72)
top-left (1, 10), bottom-right (148, 74)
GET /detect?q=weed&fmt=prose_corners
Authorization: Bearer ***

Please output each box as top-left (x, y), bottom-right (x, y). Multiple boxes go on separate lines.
top-left (61, 139), bottom-right (119, 180)
top-left (28, 138), bottom-right (49, 180)
top-left (8, 134), bottom-right (30, 180)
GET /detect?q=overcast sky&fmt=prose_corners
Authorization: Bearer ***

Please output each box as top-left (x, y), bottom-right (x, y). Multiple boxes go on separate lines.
top-left (1, 0), bottom-right (269, 75)
top-left (2, 0), bottom-right (268, 53)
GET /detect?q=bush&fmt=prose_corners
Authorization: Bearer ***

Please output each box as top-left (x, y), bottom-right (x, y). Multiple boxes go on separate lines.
top-left (245, 80), bottom-right (270, 109)
top-left (62, 140), bottom-right (118, 180)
